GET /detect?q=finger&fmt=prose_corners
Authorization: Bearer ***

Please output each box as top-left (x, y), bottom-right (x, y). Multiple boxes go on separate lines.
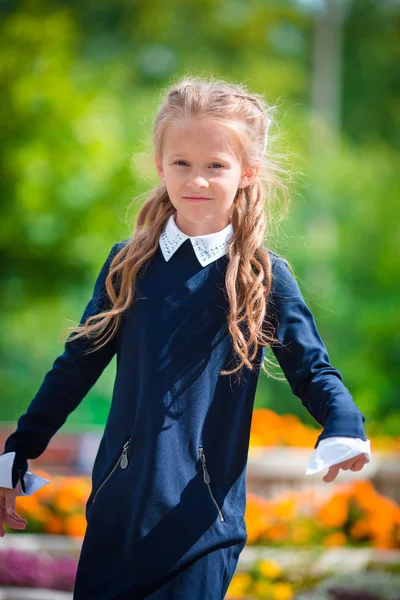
top-left (340, 458), bottom-right (356, 470)
top-left (4, 489), bottom-right (17, 513)
top-left (7, 511), bottom-right (26, 523)
top-left (343, 452), bottom-right (368, 470)
top-left (6, 518), bottom-right (27, 530)
top-left (4, 490), bottom-right (27, 525)
top-left (323, 465), bottom-right (340, 483)
top-left (0, 505), bottom-right (26, 532)
top-left (350, 455), bottom-right (366, 471)
top-left (4, 510), bottom-right (27, 528)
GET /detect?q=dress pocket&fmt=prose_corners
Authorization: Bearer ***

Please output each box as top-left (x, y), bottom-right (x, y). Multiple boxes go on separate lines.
top-left (89, 437), bottom-right (131, 505)
top-left (198, 446), bottom-right (225, 522)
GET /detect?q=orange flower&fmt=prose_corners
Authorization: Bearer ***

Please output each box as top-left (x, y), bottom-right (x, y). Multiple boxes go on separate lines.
top-left (249, 432), bottom-right (265, 448)
top-left (64, 514), bottom-right (87, 537)
top-left (279, 414), bottom-right (320, 448)
top-left (271, 497), bottom-right (296, 522)
top-left (323, 532), bottom-right (347, 547)
top-left (265, 523), bottom-right (289, 542)
top-left (350, 480), bottom-right (380, 510)
top-left (27, 504), bottom-right (54, 525)
top-left (349, 517), bottom-right (371, 540)
top-left (250, 409), bottom-right (284, 446)
top-left (45, 514), bottom-right (64, 535)
top-left (318, 492), bottom-right (349, 528)
top-left (244, 493), bottom-right (272, 544)
top-left (372, 532), bottom-right (396, 550)
top-left (16, 494), bottom-right (39, 514)
top-left (52, 478), bottom-right (91, 513)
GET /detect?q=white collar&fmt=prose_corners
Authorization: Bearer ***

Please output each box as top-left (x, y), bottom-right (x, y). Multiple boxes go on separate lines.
top-left (159, 214), bottom-right (234, 267)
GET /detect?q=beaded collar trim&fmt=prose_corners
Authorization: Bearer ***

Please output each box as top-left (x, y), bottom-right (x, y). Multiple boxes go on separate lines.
top-left (159, 214), bottom-right (234, 267)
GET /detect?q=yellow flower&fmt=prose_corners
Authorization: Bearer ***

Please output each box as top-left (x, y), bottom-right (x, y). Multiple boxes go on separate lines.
top-left (291, 523), bottom-right (311, 544)
top-left (253, 579), bottom-right (274, 598)
top-left (226, 572), bottom-right (253, 598)
top-left (272, 581), bottom-right (294, 600)
top-left (258, 559), bottom-right (283, 580)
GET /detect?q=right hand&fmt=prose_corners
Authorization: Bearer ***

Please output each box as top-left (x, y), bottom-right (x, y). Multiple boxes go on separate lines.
top-left (0, 481), bottom-right (27, 537)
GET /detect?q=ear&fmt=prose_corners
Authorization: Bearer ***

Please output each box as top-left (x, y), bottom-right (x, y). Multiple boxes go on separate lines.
top-left (154, 154), bottom-right (163, 180)
top-left (241, 165), bottom-right (260, 187)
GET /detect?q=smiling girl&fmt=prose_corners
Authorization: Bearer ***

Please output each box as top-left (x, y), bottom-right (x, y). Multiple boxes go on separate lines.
top-left (0, 76), bottom-right (371, 600)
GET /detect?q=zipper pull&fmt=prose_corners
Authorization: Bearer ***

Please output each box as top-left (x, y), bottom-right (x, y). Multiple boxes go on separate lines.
top-left (120, 438), bottom-right (131, 469)
top-left (199, 448), bottom-right (211, 484)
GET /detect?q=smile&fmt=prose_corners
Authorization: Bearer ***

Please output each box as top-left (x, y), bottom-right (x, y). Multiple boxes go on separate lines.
top-left (183, 196), bottom-right (212, 202)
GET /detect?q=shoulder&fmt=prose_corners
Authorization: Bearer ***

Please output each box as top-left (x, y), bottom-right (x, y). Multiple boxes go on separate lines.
top-left (109, 239), bottom-right (130, 258)
top-left (264, 248), bottom-right (291, 271)
top-left (112, 239), bottom-right (130, 252)
top-left (263, 248), bottom-right (302, 298)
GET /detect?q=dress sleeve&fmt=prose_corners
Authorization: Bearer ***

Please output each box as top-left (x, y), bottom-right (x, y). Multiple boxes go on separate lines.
top-left (267, 255), bottom-right (367, 449)
top-left (1, 241), bottom-right (125, 490)
top-left (305, 436), bottom-right (372, 475)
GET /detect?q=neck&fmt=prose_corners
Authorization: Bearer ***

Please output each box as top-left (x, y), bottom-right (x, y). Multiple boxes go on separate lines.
top-left (174, 213), bottom-right (231, 237)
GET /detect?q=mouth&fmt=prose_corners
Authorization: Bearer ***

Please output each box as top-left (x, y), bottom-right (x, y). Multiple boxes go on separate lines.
top-left (183, 196), bottom-right (212, 202)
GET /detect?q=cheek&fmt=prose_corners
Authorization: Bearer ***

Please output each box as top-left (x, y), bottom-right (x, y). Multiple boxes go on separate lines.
top-left (216, 174), bottom-right (238, 191)
top-left (166, 172), bottom-right (181, 186)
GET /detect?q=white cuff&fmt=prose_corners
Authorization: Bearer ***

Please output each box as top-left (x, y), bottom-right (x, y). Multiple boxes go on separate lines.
top-left (0, 452), bottom-right (50, 496)
top-left (305, 436), bottom-right (372, 475)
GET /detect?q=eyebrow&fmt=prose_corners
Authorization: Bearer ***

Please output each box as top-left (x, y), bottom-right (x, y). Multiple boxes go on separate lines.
top-left (169, 154), bottom-right (230, 161)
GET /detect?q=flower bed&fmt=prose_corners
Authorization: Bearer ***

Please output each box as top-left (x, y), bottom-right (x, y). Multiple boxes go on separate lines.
top-left (8, 475), bottom-right (400, 551)
top-left (2, 545), bottom-right (399, 600)
top-left (226, 562), bottom-right (400, 600)
top-left (245, 480), bottom-right (400, 550)
top-left (12, 475), bottom-right (90, 537)
top-left (0, 548), bottom-right (76, 593)
top-left (249, 409), bottom-right (400, 453)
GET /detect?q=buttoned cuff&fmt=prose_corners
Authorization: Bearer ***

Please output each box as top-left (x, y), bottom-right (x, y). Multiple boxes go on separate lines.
top-left (306, 436), bottom-right (372, 475)
top-left (0, 452), bottom-right (50, 496)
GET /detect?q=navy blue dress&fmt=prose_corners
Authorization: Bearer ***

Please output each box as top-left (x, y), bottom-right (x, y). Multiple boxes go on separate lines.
top-left (2, 238), bottom-right (367, 599)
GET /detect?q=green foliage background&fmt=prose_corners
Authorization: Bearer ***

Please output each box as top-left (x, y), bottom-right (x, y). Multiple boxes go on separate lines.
top-left (1, 0), bottom-right (399, 438)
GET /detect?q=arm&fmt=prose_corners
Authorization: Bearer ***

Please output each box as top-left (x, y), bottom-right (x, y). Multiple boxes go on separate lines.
top-left (1, 241), bottom-right (125, 491)
top-left (267, 255), bottom-right (367, 447)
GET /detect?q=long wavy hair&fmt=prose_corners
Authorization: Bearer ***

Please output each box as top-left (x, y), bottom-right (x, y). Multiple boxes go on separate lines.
top-left (62, 74), bottom-right (297, 379)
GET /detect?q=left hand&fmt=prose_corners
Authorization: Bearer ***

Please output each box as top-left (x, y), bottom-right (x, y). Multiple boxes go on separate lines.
top-left (323, 453), bottom-right (369, 483)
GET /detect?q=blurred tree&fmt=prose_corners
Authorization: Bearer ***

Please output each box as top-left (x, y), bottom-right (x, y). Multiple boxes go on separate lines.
top-left (0, 0), bottom-right (398, 437)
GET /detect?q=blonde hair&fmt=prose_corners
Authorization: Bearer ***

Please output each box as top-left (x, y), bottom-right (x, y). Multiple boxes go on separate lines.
top-left (62, 74), bottom-right (296, 380)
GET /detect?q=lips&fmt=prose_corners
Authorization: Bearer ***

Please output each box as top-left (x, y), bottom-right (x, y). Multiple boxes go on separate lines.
top-left (183, 196), bottom-right (211, 200)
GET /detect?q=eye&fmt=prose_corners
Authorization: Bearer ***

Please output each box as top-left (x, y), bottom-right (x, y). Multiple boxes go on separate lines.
top-left (173, 161), bottom-right (224, 168)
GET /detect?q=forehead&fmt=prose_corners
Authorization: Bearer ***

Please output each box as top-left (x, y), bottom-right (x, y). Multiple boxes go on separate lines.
top-left (163, 118), bottom-right (241, 162)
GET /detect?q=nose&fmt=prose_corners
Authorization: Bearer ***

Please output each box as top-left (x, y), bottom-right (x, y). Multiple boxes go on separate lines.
top-left (187, 173), bottom-right (208, 188)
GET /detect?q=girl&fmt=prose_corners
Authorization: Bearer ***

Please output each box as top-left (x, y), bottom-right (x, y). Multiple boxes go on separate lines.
top-left (0, 76), bottom-right (371, 599)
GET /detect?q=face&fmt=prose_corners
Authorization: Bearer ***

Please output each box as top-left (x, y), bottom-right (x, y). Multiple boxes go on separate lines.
top-left (155, 118), bottom-right (259, 236)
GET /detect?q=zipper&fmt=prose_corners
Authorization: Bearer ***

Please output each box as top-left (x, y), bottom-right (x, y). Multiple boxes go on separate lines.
top-left (91, 438), bottom-right (131, 505)
top-left (198, 446), bottom-right (225, 522)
